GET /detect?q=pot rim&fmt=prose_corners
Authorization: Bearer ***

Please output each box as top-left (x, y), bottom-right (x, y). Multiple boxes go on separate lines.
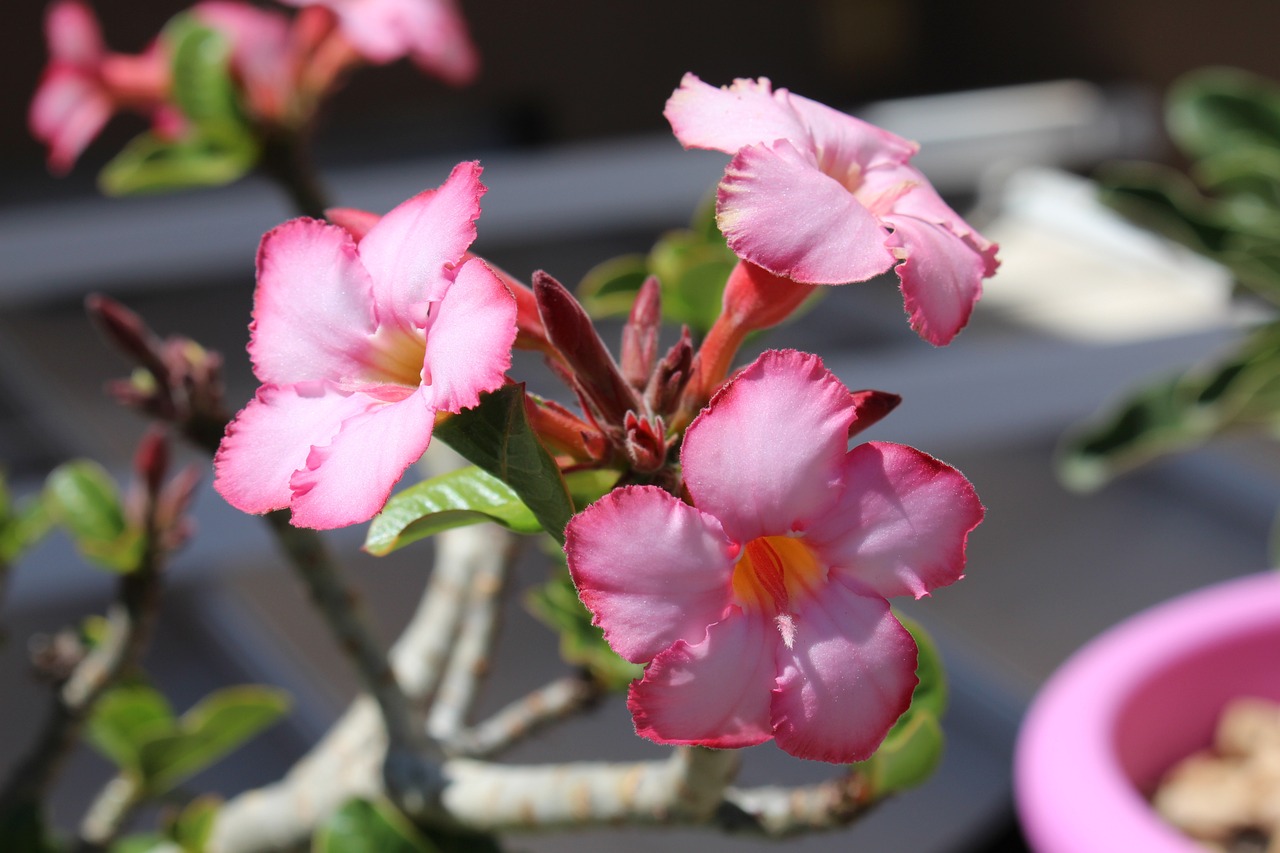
top-left (1014, 571), bottom-right (1280, 853)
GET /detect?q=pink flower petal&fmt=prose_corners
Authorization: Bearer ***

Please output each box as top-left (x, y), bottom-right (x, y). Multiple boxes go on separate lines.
top-left (47, 0), bottom-right (103, 66)
top-left (250, 218), bottom-right (378, 385)
top-left (213, 383), bottom-right (374, 516)
top-left (886, 180), bottom-right (1000, 277)
top-left (358, 161), bottom-right (484, 331)
top-left (770, 574), bottom-right (918, 762)
top-left (629, 609), bottom-right (777, 749)
top-left (785, 91), bottom-right (918, 175)
top-left (664, 74), bottom-right (809, 156)
top-left (423, 257), bottom-right (515, 413)
top-left (806, 441), bottom-right (984, 600)
top-left (884, 212), bottom-right (988, 346)
top-left (681, 349), bottom-right (853, 543)
top-left (288, 388), bottom-right (435, 528)
top-left (30, 68), bottom-right (111, 174)
top-left (717, 140), bottom-right (896, 285)
top-left (326, 207), bottom-right (381, 242)
top-left (565, 486), bottom-right (736, 663)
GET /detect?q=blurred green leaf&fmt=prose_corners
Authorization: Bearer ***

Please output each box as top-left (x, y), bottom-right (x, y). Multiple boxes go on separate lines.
top-left (1097, 161), bottom-right (1236, 254)
top-left (137, 686), bottom-right (290, 795)
top-left (43, 461), bottom-right (143, 572)
top-left (365, 467), bottom-right (543, 556)
top-left (1168, 67), bottom-right (1280, 161)
top-left (578, 255), bottom-right (650, 318)
top-left (168, 795), bottom-right (221, 853)
top-left (576, 188), bottom-right (736, 334)
top-left (99, 128), bottom-right (258, 197)
top-left (110, 835), bottom-right (168, 853)
top-left (86, 684), bottom-right (176, 774)
top-left (163, 16), bottom-right (244, 129)
top-left (850, 615), bottom-right (947, 796)
top-left (565, 468), bottom-right (621, 512)
top-left (1061, 320), bottom-right (1280, 491)
top-left (434, 385), bottom-right (575, 544)
top-left (525, 562), bottom-right (641, 691)
top-left (0, 477), bottom-right (52, 564)
top-left (313, 798), bottom-right (439, 853)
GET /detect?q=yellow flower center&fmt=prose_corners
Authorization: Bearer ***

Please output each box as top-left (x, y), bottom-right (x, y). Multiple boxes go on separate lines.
top-left (731, 534), bottom-right (826, 648)
top-left (362, 323), bottom-right (428, 389)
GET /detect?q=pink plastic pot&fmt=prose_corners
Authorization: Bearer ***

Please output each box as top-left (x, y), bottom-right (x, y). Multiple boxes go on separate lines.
top-left (1015, 572), bottom-right (1280, 852)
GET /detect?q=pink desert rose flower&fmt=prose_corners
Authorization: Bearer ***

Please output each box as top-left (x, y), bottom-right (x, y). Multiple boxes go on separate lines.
top-left (665, 74), bottom-right (1000, 346)
top-left (565, 349), bottom-right (983, 762)
top-left (30, 0), bottom-right (170, 173)
top-left (213, 161), bottom-right (516, 529)
top-left (278, 0), bottom-right (478, 85)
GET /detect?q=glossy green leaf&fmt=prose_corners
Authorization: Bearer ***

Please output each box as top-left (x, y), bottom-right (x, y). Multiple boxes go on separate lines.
top-left (850, 615), bottom-right (948, 796)
top-left (1097, 162), bottom-right (1235, 254)
top-left (86, 684), bottom-right (176, 774)
top-left (434, 385), bottom-right (575, 544)
top-left (136, 686), bottom-right (290, 795)
top-left (365, 467), bottom-right (543, 556)
top-left (313, 798), bottom-right (439, 853)
top-left (525, 562), bottom-right (641, 691)
top-left (43, 461), bottom-right (143, 572)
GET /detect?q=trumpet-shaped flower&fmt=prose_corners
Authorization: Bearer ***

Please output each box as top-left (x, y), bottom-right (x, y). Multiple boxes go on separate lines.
top-left (278, 0), bottom-right (478, 85)
top-left (30, 0), bottom-right (170, 173)
top-left (214, 161), bottom-right (516, 529)
top-left (566, 349), bottom-right (983, 762)
top-left (665, 75), bottom-right (999, 346)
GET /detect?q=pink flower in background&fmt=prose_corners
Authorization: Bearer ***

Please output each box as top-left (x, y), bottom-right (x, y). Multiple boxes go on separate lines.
top-left (566, 349), bottom-right (983, 762)
top-left (665, 75), bottom-right (999, 346)
top-left (30, 0), bottom-right (170, 173)
top-left (279, 0), bottom-right (478, 85)
top-left (214, 162), bottom-right (516, 529)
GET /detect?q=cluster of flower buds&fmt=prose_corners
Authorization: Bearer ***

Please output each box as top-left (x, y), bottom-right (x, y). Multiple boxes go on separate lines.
top-left (85, 295), bottom-right (229, 454)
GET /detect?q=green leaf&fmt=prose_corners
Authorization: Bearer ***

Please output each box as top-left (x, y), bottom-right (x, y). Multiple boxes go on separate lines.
top-left (86, 684), bottom-right (176, 774)
top-left (850, 615), bottom-right (947, 796)
top-left (1097, 161), bottom-right (1236, 254)
top-left (136, 686), bottom-right (290, 795)
top-left (648, 230), bottom-right (736, 334)
top-left (163, 16), bottom-right (244, 129)
top-left (43, 461), bottom-right (143, 572)
top-left (525, 562), bottom-right (641, 690)
top-left (434, 385), bottom-right (575, 544)
top-left (565, 468), bottom-right (622, 512)
top-left (365, 467), bottom-right (543, 556)
top-left (168, 795), bottom-right (221, 853)
top-left (99, 128), bottom-right (258, 197)
top-left (110, 834), bottom-right (168, 853)
top-left (313, 798), bottom-right (439, 853)
top-left (1168, 67), bottom-right (1280, 161)
top-left (0, 487), bottom-right (52, 564)
top-left (1058, 321), bottom-right (1280, 491)
top-left (578, 254), bottom-right (650, 318)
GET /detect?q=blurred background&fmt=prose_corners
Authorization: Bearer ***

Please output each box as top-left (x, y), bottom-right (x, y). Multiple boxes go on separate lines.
top-left (4, 1), bottom-right (1280, 850)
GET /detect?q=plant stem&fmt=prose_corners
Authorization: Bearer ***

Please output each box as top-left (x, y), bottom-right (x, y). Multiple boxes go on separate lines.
top-left (260, 129), bottom-right (331, 220)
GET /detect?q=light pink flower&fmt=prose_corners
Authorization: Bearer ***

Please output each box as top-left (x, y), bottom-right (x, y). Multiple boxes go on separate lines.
top-left (665, 74), bottom-right (999, 346)
top-left (565, 349), bottom-right (983, 762)
top-left (29, 0), bottom-right (169, 173)
top-left (214, 162), bottom-right (516, 529)
top-left (278, 0), bottom-right (478, 85)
